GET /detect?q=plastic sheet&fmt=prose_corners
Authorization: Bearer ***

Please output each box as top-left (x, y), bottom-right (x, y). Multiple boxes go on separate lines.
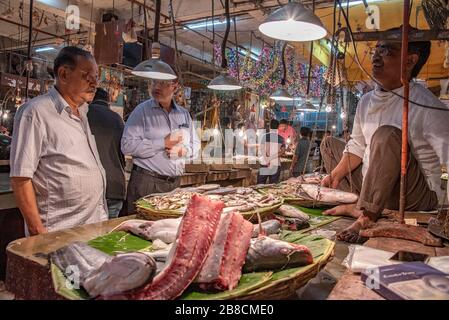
top-left (342, 245), bottom-right (401, 273)
top-left (427, 256), bottom-right (449, 274)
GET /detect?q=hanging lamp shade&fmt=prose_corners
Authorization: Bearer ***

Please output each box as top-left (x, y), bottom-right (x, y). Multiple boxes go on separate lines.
top-left (207, 73), bottom-right (242, 90)
top-left (297, 100), bottom-right (316, 111)
top-left (270, 88), bottom-right (293, 101)
top-left (132, 58), bottom-right (177, 80)
top-left (208, 0), bottom-right (241, 91)
top-left (259, 2), bottom-right (327, 42)
top-left (131, 0), bottom-right (177, 80)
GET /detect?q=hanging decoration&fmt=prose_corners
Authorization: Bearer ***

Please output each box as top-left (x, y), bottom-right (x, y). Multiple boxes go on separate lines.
top-left (215, 42), bottom-right (327, 98)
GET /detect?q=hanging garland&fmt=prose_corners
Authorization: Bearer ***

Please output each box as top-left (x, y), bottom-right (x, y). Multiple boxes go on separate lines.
top-left (214, 42), bottom-right (327, 98)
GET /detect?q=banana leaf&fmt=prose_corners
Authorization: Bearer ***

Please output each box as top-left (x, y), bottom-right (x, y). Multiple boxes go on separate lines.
top-left (180, 272), bottom-right (273, 300)
top-left (51, 263), bottom-right (91, 300)
top-left (51, 231), bottom-right (334, 300)
top-left (88, 231), bottom-right (153, 255)
top-left (292, 205), bottom-right (340, 232)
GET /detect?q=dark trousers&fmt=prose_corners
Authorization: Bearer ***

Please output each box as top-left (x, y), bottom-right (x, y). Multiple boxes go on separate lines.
top-left (257, 166), bottom-right (281, 184)
top-left (125, 167), bottom-right (181, 214)
top-left (321, 125), bottom-right (438, 220)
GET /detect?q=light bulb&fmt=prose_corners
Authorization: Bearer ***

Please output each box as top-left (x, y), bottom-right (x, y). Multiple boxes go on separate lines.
top-left (213, 128), bottom-right (219, 135)
top-left (3, 113), bottom-right (8, 119)
top-left (286, 138), bottom-right (291, 144)
top-left (325, 105), bottom-right (332, 113)
top-left (332, 125), bottom-right (336, 129)
top-left (340, 112), bottom-right (346, 119)
top-left (238, 131), bottom-right (244, 137)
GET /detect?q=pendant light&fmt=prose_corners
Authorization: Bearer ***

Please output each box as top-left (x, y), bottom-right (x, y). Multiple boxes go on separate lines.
top-left (259, 1), bottom-right (327, 42)
top-left (270, 43), bottom-right (293, 101)
top-left (207, 0), bottom-right (241, 90)
top-left (299, 5), bottom-right (317, 112)
top-left (132, 0), bottom-right (177, 80)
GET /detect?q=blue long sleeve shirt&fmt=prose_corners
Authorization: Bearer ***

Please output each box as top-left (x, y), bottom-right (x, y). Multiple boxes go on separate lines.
top-left (121, 99), bottom-right (200, 177)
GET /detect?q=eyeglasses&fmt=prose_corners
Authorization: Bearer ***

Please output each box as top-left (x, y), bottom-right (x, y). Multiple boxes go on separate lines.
top-left (80, 70), bottom-right (99, 83)
top-left (370, 44), bottom-right (400, 58)
top-left (150, 80), bottom-right (175, 88)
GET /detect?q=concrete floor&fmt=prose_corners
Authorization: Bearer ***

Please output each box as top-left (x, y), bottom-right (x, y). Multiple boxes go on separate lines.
top-left (296, 219), bottom-right (353, 300)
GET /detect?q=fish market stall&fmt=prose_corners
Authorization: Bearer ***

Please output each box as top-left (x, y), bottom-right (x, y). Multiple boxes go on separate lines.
top-left (5, 195), bottom-right (335, 300)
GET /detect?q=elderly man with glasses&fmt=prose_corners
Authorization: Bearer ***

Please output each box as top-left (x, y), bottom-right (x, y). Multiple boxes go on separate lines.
top-left (10, 46), bottom-right (107, 235)
top-left (319, 26), bottom-right (449, 243)
top-left (121, 73), bottom-right (201, 214)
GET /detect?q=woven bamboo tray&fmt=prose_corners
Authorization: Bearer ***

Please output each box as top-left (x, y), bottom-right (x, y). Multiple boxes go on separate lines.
top-left (237, 239), bottom-right (335, 300)
top-left (136, 198), bottom-right (284, 222)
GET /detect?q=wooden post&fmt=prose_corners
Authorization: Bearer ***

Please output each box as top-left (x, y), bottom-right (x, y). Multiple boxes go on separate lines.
top-left (399, 0), bottom-right (410, 224)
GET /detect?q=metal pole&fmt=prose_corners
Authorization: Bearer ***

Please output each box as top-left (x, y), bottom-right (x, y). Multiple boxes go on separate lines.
top-left (399, 0), bottom-right (410, 224)
top-left (25, 0), bottom-right (34, 100)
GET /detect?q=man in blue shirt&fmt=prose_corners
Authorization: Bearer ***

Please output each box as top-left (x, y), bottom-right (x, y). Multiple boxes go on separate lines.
top-left (121, 76), bottom-right (200, 214)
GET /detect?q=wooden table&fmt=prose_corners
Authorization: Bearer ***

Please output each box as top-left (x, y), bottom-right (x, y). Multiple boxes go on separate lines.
top-left (328, 234), bottom-right (449, 300)
top-left (5, 216), bottom-right (132, 300)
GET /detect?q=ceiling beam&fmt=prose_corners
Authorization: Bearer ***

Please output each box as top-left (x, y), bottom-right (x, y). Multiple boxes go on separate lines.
top-left (0, 16), bottom-right (82, 39)
top-left (24, 0), bottom-right (101, 29)
top-left (344, 28), bottom-right (449, 42)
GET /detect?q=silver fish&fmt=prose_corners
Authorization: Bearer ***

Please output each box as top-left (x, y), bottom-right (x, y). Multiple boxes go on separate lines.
top-left (50, 242), bottom-right (109, 284)
top-left (114, 218), bottom-right (181, 244)
top-left (50, 242), bottom-right (157, 298)
top-left (84, 252), bottom-right (156, 298)
top-left (252, 220), bottom-right (282, 238)
top-left (300, 184), bottom-right (358, 204)
top-left (243, 237), bottom-right (313, 272)
top-left (277, 205), bottom-right (310, 221)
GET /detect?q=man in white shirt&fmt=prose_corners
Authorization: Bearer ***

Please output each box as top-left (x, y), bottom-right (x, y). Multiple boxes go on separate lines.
top-left (10, 47), bottom-right (107, 235)
top-left (320, 27), bottom-right (449, 243)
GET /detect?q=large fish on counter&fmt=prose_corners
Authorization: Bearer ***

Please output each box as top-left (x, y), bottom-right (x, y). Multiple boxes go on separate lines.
top-left (243, 237), bottom-right (313, 272)
top-left (101, 194), bottom-right (224, 300)
top-left (300, 184), bottom-right (358, 204)
top-left (50, 242), bottom-right (156, 298)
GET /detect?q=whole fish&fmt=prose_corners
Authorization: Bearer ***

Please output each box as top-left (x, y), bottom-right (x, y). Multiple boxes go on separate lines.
top-left (243, 236), bottom-right (313, 272)
top-left (84, 252), bottom-right (156, 298)
top-left (300, 184), bottom-right (358, 204)
top-left (277, 205), bottom-right (310, 221)
top-left (272, 214), bottom-right (310, 231)
top-left (114, 218), bottom-right (181, 244)
top-left (50, 242), bottom-right (157, 298)
top-left (50, 242), bottom-right (109, 284)
top-left (252, 220), bottom-right (282, 238)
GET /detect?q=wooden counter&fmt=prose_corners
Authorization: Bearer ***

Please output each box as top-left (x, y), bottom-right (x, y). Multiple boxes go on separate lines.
top-left (5, 216), bottom-right (133, 300)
